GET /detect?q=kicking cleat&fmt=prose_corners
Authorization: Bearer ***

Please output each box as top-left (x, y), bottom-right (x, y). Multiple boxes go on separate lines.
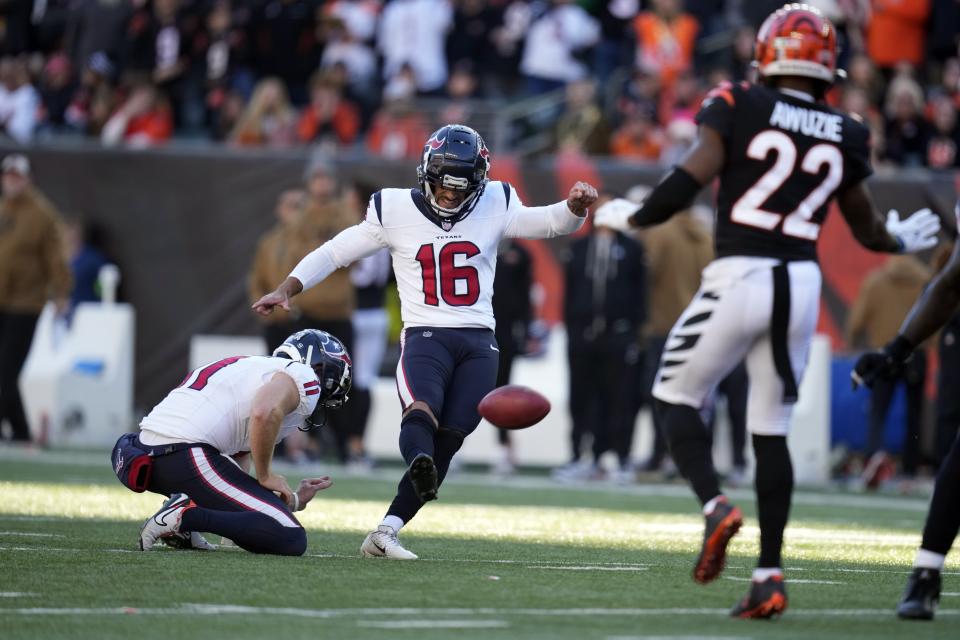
top-left (693, 497), bottom-right (743, 584)
top-left (360, 525), bottom-right (418, 560)
top-left (162, 530), bottom-right (216, 551)
top-left (730, 574), bottom-right (788, 619)
top-left (409, 453), bottom-right (438, 502)
top-left (139, 493), bottom-right (195, 551)
top-left (897, 568), bottom-right (941, 620)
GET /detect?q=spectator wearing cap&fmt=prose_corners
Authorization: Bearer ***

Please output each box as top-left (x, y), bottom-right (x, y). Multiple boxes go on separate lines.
top-left (0, 57), bottom-right (40, 143)
top-left (0, 155), bottom-right (72, 443)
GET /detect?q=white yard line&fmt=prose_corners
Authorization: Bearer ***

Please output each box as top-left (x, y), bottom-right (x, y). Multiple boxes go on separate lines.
top-left (1, 604), bottom-right (958, 618)
top-left (0, 531), bottom-right (64, 537)
top-left (526, 566), bottom-right (649, 572)
top-left (724, 577), bottom-right (843, 585)
top-left (607, 636), bottom-right (753, 640)
top-left (358, 620), bottom-right (509, 629)
top-left (0, 593), bottom-right (38, 598)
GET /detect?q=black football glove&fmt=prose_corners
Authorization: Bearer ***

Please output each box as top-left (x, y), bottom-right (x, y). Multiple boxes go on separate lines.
top-left (851, 335), bottom-right (914, 389)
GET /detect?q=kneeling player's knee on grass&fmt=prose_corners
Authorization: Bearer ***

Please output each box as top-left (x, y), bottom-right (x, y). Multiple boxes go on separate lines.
top-left (277, 526), bottom-right (307, 556)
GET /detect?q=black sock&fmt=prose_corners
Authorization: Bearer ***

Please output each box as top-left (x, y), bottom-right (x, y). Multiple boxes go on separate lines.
top-left (398, 409), bottom-right (436, 466)
top-left (920, 433), bottom-right (960, 555)
top-left (386, 428), bottom-right (467, 524)
top-left (657, 400), bottom-right (721, 505)
top-left (434, 428), bottom-right (466, 484)
top-left (180, 507), bottom-right (306, 556)
top-left (753, 434), bottom-right (793, 568)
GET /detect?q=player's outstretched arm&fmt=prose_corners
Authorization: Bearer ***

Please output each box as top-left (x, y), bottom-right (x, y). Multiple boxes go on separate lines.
top-left (251, 221), bottom-right (388, 316)
top-left (249, 372), bottom-right (301, 504)
top-left (853, 220), bottom-right (960, 389)
top-left (594, 126), bottom-right (724, 232)
top-left (252, 276), bottom-right (303, 316)
top-left (503, 181), bottom-right (597, 239)
top-left (836, 182), bottom-right (940, 253)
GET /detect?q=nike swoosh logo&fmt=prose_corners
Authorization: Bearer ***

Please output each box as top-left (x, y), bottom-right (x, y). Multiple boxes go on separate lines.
top-left (490, 344), bottom-right (499, 352)
top-left (373, 541), bottom-right (386, 554)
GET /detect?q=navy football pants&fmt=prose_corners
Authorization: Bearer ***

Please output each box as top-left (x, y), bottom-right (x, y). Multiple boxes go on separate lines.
top-left (148, 444), bottom-right (306, 556)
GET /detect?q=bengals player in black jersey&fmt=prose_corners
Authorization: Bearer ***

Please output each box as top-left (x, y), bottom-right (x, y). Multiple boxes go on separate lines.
top-left (852, 200), bottom-right (960, 621)
top-left (595, 3), bottom-right (941, 619)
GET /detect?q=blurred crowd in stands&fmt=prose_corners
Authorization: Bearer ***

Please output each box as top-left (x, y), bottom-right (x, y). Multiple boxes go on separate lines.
top-left (0, 0), bottom-right (957, 167)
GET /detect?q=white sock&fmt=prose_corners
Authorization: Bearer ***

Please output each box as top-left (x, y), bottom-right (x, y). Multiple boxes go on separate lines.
top-left (914, 548), bottom-right (945, 570)
top-left (752, 567), bottom-right (783, 582)
top-left (703, 495), bottom-right (725, 515)
top-left (381, 515), bottom-right (404, 533)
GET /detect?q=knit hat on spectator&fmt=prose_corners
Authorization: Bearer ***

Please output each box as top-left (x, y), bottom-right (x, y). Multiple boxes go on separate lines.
top-left (2, 154), bottom-right (30, 176)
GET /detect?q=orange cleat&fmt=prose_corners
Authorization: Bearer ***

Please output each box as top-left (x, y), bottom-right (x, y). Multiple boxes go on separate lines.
top-left (693, 497), bottom-right (743, 584)
top-left (730, 574), bottom-right (788, 619)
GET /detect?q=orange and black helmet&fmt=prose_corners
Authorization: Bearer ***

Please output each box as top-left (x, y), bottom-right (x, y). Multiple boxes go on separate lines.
top-left (754, 3), bottom-right (838, 85)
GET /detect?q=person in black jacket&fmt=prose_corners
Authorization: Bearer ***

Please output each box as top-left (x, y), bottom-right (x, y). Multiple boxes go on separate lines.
top-left (558, 217), bottom-right (646, 482)
top-left (491, 238), bottom-right (533, 474)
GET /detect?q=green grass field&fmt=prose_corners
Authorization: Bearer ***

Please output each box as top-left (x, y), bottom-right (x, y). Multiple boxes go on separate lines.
top-left (1, 448), bottom-right (957, 640)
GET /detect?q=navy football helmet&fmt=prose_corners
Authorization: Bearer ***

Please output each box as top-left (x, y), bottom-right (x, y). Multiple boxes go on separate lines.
top-left (273, 329), bottom-right (352, 429)
top-left (416, 124), bottom-right (490, 223)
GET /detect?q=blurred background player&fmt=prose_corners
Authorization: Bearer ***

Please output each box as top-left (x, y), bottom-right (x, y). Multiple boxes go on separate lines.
top-left (558, 208), bottom-right (646, 483)
top-left (112, 329), bottom-right (351, 556)
top-left (0, 154), bottom-right (71, 443)
top-left (347, 185), bottom-right (392, 472)
top-left (249, 188), bottom-right (311, 352)
top-left (594, 4), bottom-right (941, 618)
top-left (253, 124), bottom-right (597, 559)
top-left (846, 254), bottom-right (931, 487)
top-left (638, 201), bottom-right (713, 476)
top-left (490, 238), bottom-right (533, 476)
top-left (852, 201), bottom-right (960, 621)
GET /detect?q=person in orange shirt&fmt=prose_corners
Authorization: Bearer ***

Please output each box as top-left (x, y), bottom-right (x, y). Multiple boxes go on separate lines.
top-left (297, 71), bottom-right (361, 147)
top-left (610, 106), bottom-right (664, 162)
top-left (866, 0), bottom-right (931, 71)
top-left (633, 0), bottom-right (699, 90)
top-left (100, 84), bottom-right (173, 148)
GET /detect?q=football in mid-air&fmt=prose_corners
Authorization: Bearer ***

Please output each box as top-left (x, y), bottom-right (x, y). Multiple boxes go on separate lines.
top-left (478, 385), bottom-right (551, 430)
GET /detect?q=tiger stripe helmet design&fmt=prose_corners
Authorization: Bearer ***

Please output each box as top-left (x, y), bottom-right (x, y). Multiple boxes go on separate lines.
top-left (754, 3), bottom-right (838, 85)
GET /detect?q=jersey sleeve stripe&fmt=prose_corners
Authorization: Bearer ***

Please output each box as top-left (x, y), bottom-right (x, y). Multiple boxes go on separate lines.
top-left (189, 448), bottom-right (298, 528)
top-left (501, 182), bottom-right (511, 208)
top-left (374, 191), bottom-right (383, 225)
top-left (303, 381), bottom-right (320, 388)
top-left (305, 388), bottom-right (320, 396)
